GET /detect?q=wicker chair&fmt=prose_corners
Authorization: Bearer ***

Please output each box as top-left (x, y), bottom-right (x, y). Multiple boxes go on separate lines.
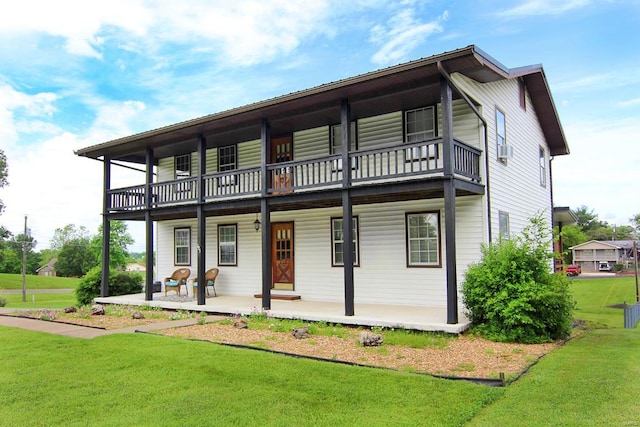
top-left (164, 268), bottom-right (190, 296)
top-left (192, 268), bottom-right (219, 297)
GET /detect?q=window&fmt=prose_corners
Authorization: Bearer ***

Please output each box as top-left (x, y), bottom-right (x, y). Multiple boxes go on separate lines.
top-left (175, 154), bottom-right (191, 179)
top-left (218, 224), bottom-right (237, 266)
top-left (519, 79), bottom-right (526, 111)
top-left (218, 145), bottom-right (237, 186)
top-left (174, 227), bottom-right (191, 265)
top-left (330, 123), bottom-right (357, 172)
top-left (539, 147), bottom-right (546, 187)
top-left (331, 217), bottom-right (359, 266)
top-left (499, 211), bottom-right (510, 240)
top-left (405, 106), bottom-right (436, 160)
top-left (406, 212), bottom-right (440, 267)
top-left (496, 108), bottom-right (507, 163)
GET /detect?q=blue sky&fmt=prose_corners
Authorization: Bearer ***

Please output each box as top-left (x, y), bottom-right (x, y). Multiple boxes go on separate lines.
top-left (1, 0), bottom-right (639, 251)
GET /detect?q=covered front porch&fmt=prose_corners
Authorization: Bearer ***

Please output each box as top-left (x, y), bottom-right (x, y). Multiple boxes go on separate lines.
top-left (94, 293), bottom-right (471, 334)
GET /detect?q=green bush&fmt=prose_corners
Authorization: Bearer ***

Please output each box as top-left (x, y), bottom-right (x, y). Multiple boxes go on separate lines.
top-left (0, 296), bottom-right (7, 307)
top-left (75, 266), bottom-right (143, 306)
top-left (461, 215), bottom-right (575, 344)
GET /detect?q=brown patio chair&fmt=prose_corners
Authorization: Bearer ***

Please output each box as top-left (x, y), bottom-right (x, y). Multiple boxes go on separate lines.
top-left (164, 268), bottom-right (190, 296)
top-left (192, 268), bottom-right (219, 297)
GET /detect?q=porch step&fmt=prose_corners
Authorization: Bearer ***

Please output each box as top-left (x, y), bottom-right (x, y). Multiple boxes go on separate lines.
top-left (253, 294), bottom-right (301, 301)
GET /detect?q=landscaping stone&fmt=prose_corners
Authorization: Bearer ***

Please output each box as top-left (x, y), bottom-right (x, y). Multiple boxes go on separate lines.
top-left (91, 305), bottom-right (106, 316)
top-left (233, 319), bottom-right (248, 329)
top-left (291, 327), bottom-right (309, 339)
top-left (359, 331), bottom-right (383, 346)
top-left (132, 311), bottom-right (145, 320)
top-left (64, 306), bottom-right (77, 313)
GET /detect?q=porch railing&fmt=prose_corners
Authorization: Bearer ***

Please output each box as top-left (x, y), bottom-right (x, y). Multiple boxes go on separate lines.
top-left (107, 138), bottom-right (481, 211)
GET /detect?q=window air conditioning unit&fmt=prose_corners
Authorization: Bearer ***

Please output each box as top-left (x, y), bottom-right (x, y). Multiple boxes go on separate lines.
top-left (498, 144), bottom-right (514, 159)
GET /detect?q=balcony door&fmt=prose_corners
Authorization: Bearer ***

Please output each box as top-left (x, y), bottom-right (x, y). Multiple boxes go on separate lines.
top-left (271, 135), bottom-right (293, 193)
top-left (272, 222), bottom-right (294, 290)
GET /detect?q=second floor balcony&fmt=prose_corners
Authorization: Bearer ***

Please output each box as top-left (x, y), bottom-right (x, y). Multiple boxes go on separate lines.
top-left (107, 138), bottom-right (482, 213)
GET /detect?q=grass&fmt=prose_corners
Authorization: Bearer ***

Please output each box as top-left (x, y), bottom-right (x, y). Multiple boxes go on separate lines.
top-left (2, 275), bottom-right (640, 425)
top-left (0, 292), bottom-right (76, 309)
top-left (0, 328), bottom-right (504, 426)
top-left (467, 276), bottom-right (640, 426)
top-left (0, 273), bottom-right (79, 290)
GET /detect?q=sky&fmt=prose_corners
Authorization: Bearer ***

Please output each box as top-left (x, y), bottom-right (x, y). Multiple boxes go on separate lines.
top-left (1, 0), bottom-right (639, 252)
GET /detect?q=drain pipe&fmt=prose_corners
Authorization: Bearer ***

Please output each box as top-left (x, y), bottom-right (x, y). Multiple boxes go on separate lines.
top-left (437, 63), bottom-right (492, 242)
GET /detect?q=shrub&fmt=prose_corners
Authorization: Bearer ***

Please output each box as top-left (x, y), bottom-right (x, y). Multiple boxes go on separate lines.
top-left (75, 266), bottom-right (143, 306)
top-left (461, 215), bottom-right (574, 344)
top-left (0, 296), bottom-right (6, 307)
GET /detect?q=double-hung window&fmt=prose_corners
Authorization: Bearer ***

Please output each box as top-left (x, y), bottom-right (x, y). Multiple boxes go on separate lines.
top-left (174, 154), bottom-right (193, 194)
top-left (499, 211), bottom-right (510, 240)
top-left (496, 108), bottom-right (508, 163)
top-left (174, 227), bottom-right (191, 265)
top-left (218, 224), bottom-right (237, 266)
top-left (539, 147), bottom-right (546, 187)
top-left (330, 123), bottom-right (357, 172)
top-left (405, 106), bottom-right (436, 161)
top-left (331, 217), bottom-right (359, 266)
top-left (218, 145), bottom-right (237, 186)
top-left (406, 212), bottom-right (440, 267)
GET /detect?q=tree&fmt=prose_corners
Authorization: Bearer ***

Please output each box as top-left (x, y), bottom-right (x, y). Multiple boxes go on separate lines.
top-left (0, 233), bottom-right (41, 274)
top-left (462, 215), bottom-right (574, 344)
top-left (50, 224), bottom-right (91, 252)
top-left (89, 221), bottom-right (134, 270)
top-left (631, 213), bottom-right (640, 238)
top-left (55, 237), bottom-right (96, 277)
top-left (559, 225), bottom-right (587, 263)
top-left (0, 150), bottom-right (7, 215)
top-left (574, 205), bottom-right (598, 232)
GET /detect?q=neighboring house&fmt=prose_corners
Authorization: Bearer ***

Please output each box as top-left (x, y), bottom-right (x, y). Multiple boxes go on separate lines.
top-left (75, 45), bottom-right (569, 327)
top-left (125, 263), bottom-right (146, 273)
top-left (571, 240), bottom-right (636, 272)
top-left (36, 258), bottom-right (57, 277)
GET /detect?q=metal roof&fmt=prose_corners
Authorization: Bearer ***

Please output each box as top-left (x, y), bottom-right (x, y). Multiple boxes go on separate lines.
top-left (75, 45), bottom-right (569, 163)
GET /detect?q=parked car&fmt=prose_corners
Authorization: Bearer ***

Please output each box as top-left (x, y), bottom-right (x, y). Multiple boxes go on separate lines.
top-left (598, 262), bottom-right (612, 272)
top-left (566, 264), bottom-right (581, 276)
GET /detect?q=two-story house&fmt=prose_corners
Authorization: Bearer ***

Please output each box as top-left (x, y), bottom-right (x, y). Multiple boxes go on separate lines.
top-left (75, 45), bottom-right (569, 331)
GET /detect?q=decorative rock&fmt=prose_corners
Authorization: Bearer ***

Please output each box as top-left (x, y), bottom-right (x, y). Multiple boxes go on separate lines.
top-left (132, 311), bottom-right (145, 320)
top-left (359, 331), bottom-right (383, 346)
top-left (64, 306), bottom-right (77, 313)
top-left (291, 327), bottom-right (309, 339)
top-left (233, 319), bottom-right (248, 329)
top-left (91, 305), bottom-right (106, 316)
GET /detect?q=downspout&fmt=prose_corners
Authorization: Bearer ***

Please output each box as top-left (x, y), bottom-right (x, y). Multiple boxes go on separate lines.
top-left (437, 63), bottom-right (492, 243)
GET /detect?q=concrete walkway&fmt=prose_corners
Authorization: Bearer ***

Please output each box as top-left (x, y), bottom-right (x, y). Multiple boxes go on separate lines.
top-left (0, 308), bottom-right (224, 339)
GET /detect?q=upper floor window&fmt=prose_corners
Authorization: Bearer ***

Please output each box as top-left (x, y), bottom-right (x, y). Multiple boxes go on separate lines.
top-left (218, 145), bottom-right (237, 186)
top-left (330, 123), bottom-right (357, 172)
top-left (539, 147), bottom-right (546, 187)
top-left (174, 227), bottom-right (191, 265)
top-left (405, 106), bottom-right (436, 161)
top-left (331, 216), bottom-right (359, 266)
top-left (406, 212), bottom-right (440, 267)
top-left (175, 154), bottom-right (191, 179)
top-left (496, 108), bottom-right (507, 163)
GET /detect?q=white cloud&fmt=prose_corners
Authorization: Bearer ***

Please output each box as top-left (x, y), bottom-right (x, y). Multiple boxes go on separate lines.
top-left (618, 98), bottom-right (640, 108)
top-left (552, 117), bottom-right (640, 227)
top-left (370, 8), bottom-right (448, 65)
top-left (495, 0), bottom-right (591, 17)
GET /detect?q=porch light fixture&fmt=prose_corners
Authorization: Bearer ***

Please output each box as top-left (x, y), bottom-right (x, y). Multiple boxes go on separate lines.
top-left (253, 214), bottom-right (261, 232)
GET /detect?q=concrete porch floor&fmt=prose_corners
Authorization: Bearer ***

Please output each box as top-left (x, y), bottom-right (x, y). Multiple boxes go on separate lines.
top-left (94, 293), bottom-right (471, 334)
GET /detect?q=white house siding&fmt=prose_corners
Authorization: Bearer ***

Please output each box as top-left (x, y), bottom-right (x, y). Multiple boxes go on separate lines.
top-left (238, 139), bottom-right (260, 168)
top-left (452, 73), bottom-right (553, 241)
top-left (294, 126), bottom-right (330, 160)
top-left (156, 197), bottom-right (485, 307)
top-left (358, 112), bottom-right (403, 149)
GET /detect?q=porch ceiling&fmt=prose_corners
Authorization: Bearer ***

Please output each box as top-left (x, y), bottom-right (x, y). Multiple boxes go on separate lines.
top-left (75, 45), bottom-right (569, 163)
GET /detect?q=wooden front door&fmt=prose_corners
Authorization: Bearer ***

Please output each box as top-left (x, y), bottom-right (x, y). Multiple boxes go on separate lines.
top-left (272, 222), bottom-right (294, 290)
top-left (271, 136), bottom-right (293, 193)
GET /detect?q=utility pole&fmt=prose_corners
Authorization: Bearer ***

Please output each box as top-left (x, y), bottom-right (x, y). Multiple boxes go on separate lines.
top-left (21, 215), bottom-right (27, 302)
top-left (634, 240), bottom-right (639, 303)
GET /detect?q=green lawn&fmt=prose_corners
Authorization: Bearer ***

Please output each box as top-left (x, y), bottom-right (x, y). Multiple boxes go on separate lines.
top-left (0, 273), bottom-right (79, 290)
top-left (0, 328), bottom-right (503, 426)
top-left (1, 275), bottom-right (639, 426)
top-left (1, 292), bottom-right (76, 309)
